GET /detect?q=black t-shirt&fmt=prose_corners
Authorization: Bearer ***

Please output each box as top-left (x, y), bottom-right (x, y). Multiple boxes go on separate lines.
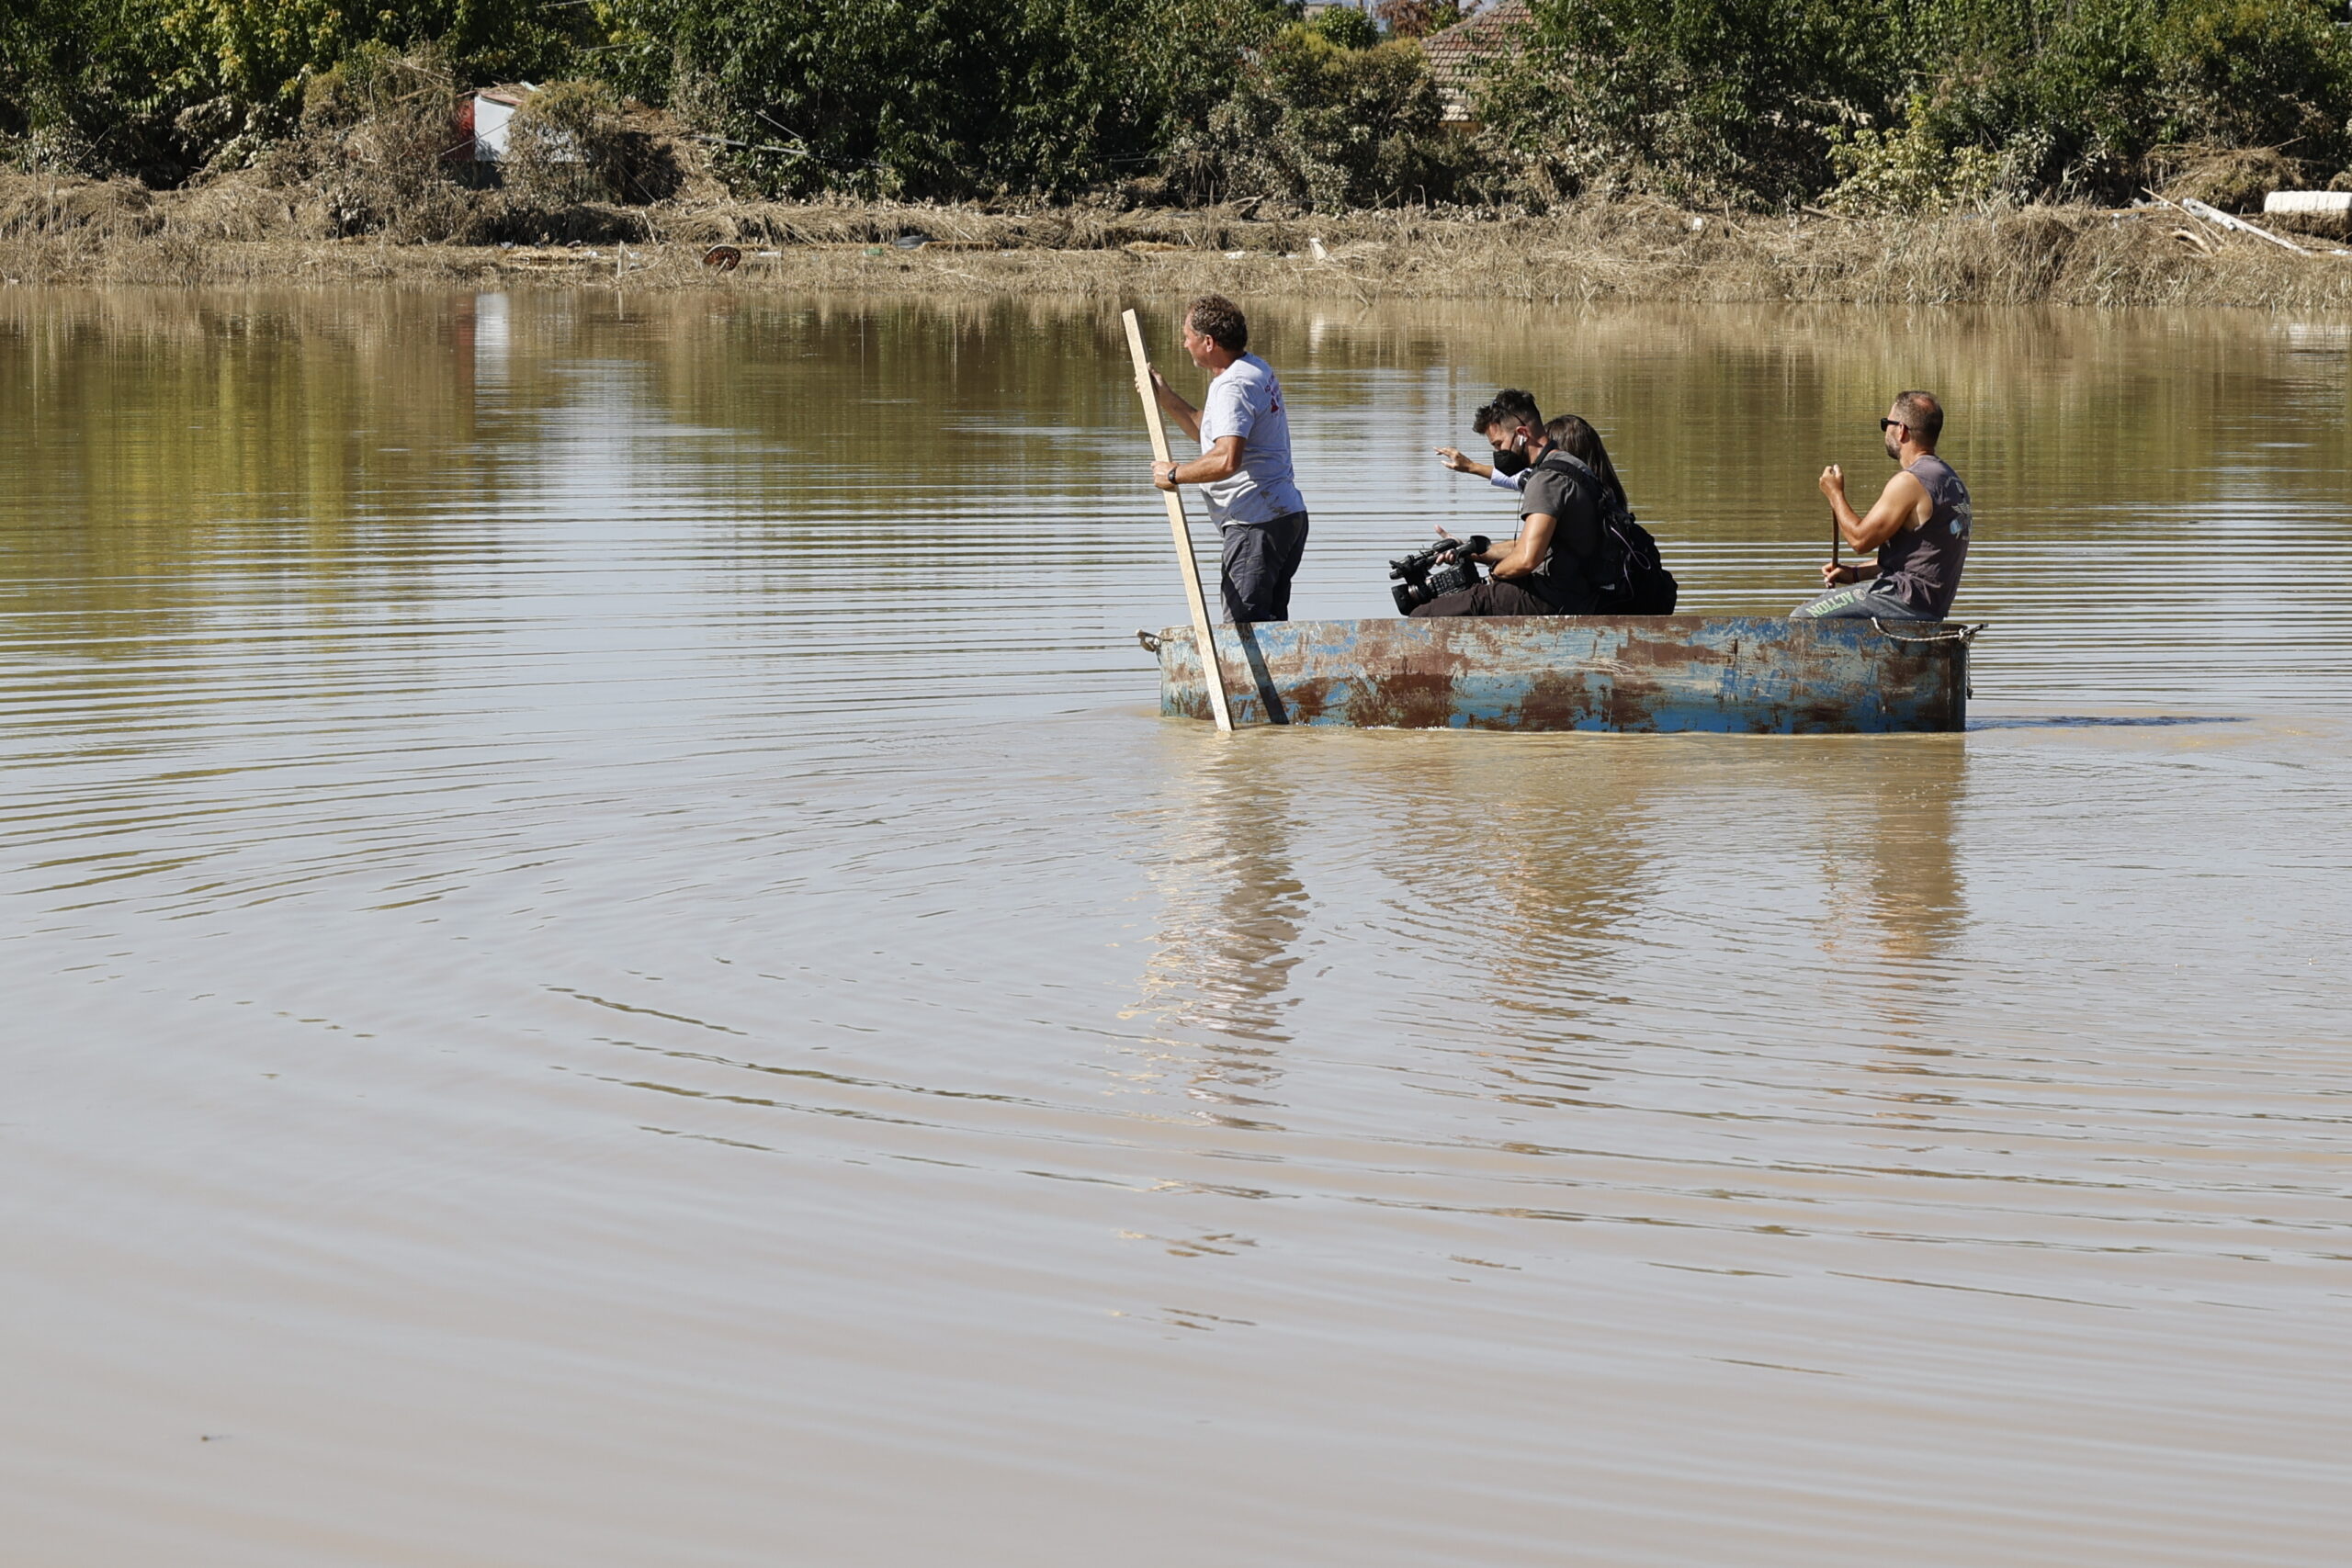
top-left (1516, 453), bottom-right (1607, 613)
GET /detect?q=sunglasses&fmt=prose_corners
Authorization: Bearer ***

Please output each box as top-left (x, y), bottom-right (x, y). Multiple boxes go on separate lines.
top-left (1878, 418), bottom-right (1907, 433)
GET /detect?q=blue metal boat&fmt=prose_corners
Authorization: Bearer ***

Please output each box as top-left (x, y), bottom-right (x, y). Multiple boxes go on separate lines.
top-left (1141, 615), bottom-right (1974, 733)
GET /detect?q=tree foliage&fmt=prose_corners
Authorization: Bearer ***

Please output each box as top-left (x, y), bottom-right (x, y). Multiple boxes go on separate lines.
top-left (1475, 0), bottom-right (2352, 209)
top-left (1168, 22), bottom-right (1471, 210)
top-left (2, 0), bottom-right (594, 181)
top-left (2, 0), bottom-right (190, 177)
top-left (8, 0), bottom-right (2352, 209)
top-left (1475, 0), bottom-right (1898, 207)
top-left (598, 0), bottom-right (1287, 198)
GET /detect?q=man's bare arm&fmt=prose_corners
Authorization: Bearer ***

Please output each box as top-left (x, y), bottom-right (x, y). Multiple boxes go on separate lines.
top-left (1436, 446), bottom-right (1494, 479)
top-left (1148, 366), bottom-right (1202, 442)
top-left (1819, 464), bottom-right (1930, 554)
top-left (1487, 511), bottom-right (1556, 581)
top-left (1154, 435), bottom-right (1244, 491)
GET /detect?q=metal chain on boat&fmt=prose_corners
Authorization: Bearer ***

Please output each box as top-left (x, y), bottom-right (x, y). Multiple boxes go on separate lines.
top-left (1871, 619), bottom-right (1987, 644)
top-left (1135, 629), bottom-right (1163, 654)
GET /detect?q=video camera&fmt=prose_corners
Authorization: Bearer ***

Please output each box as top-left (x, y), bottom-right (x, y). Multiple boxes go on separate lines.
top-left (1388, 535), bottom-right (1488, 615)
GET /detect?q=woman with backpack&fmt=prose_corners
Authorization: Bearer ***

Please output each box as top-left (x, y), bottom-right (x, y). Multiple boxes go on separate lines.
top-left (1410, 412), bottom-right (1678, 618)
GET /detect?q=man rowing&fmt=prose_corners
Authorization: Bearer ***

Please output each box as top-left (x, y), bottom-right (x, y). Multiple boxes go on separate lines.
top-left (1148, 294), bottom-right (1309, 624)
top-left (1795, 390), bottom-right (1971, 622)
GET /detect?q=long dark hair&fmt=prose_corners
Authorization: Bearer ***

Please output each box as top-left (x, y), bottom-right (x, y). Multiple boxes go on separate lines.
top-left (1544, 414), bottom-right (1627, 511)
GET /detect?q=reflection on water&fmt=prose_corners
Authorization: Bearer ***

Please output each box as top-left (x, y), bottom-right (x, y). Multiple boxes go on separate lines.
top-left (1972, 713), bottom-right (2250, 728)
top-left (3, 290), bottom-right (2349, 1568)
top-left (1134, 738), bottom-right (1310, 1115)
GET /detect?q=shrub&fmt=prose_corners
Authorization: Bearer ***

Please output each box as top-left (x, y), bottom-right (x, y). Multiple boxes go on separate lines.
top-left (1474, 0), bottom-right (1897, 209)
top-left (1825, 95), bottom-right (2008, 213)
top-left (1167, 23), bottom-right (1474, 210)
top-left (1886, 0), bottom-right (2352, 204)
top-left (600, 0), bottom-right (1284, 199)
top-left (1473, 0), bottom-right (2352, 210)
top-left (1310, 6), bottom-right (1382, 49)
top-left (3, 0), bottom-right (198, 181)
top-left (0, 0), bottom-right (599, 183)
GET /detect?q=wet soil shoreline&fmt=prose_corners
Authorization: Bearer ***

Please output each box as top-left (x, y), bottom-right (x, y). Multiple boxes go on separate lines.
top-left (6, 173), bottom-right (2351, 310)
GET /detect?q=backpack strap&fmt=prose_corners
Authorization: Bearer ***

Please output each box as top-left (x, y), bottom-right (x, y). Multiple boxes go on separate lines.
top-left (1532, 451), bottom-right (1639, 594)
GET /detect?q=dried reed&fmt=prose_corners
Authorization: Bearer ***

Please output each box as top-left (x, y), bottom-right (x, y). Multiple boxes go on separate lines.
top-left (6, 172), bottom-right (2350, 311)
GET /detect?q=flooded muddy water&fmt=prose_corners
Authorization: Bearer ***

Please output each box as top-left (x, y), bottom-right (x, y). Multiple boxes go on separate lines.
top-left (3, 289), bottom-right (2348, 1566)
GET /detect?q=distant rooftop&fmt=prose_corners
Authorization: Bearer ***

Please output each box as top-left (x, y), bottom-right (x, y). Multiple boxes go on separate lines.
top-left (1421, 0), bottom-right (1532, 125)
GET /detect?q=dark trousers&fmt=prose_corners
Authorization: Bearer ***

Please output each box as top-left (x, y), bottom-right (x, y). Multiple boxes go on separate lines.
top-left (1219, 512), bottom-right (1309, 623)
top-left (1408, 578), bottom-right (1562, 618)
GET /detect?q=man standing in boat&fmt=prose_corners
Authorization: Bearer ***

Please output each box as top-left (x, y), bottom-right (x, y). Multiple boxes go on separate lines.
top-left (1796, 390), bottom-right (1971, 622)
top-left (1148, 295), bottom-right (1309, 623)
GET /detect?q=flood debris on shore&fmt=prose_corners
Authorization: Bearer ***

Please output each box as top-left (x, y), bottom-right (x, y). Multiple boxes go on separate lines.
top-left (7, 169), bottom-right (2352, 310)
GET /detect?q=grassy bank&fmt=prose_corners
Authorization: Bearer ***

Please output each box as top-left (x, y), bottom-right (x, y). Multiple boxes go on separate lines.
top-left (6, 170), bottom-right (2352, 310)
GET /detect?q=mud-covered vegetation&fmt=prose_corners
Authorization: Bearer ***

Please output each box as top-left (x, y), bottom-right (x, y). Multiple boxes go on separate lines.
top-left (11, 172), bottom-right (2352, 317)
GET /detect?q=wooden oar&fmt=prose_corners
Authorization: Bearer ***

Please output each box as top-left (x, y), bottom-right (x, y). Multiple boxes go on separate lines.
top-left (1121, 309), bottom-right (1234, 733)
top-left (1828, 463), bottom-right (1842, 572)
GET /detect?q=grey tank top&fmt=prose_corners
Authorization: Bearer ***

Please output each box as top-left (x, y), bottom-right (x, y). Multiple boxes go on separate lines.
top-left (1878, 454), bottom-right (1971, 619)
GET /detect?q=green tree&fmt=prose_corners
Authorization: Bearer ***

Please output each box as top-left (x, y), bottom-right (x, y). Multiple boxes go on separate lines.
top-left (1168, 22), bottom-right (1470, 209)
top-left (601, 0), bottom-right (1282, 198)
top-left (2, 0), bottom-right (190, 177)
top-left (1310, 5), bottom-right (1381, 48)
top-left (1476, 0), bottom-right (2352, 208)
top-left (157, 0), bottom-right (596, 126)
top-left (1476, 0), bottom-right (1898, 206)
top-left (1, 0), bottom-right (598, 180)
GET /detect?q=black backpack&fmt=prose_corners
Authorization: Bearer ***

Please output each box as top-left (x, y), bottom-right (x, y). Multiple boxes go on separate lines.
top-left (1542, 453), bottom-right (1679, 615)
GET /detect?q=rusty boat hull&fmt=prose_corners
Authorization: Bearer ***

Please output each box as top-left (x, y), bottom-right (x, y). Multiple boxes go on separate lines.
top-left (1148, 615), bottom-right (1970, 733)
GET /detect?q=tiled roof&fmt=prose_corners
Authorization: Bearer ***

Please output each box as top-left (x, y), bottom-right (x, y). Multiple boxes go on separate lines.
top-left (1421, 0), bottom-right (1532, 121)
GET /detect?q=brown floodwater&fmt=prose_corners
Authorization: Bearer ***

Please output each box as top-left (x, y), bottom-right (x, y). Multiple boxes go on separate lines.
top-left (3, 288), bottom-right (2347, 1566)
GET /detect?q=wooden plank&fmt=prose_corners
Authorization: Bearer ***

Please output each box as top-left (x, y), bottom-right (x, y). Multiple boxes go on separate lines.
top-left (2179, 197), bottom-right (2308, 254)
top-left (2144, 189), bottom-right (2312, 255)
top-left (1120, 309), bottom-right (1234, 733)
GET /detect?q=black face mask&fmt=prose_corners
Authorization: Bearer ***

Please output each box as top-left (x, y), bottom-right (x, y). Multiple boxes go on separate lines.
top-left (1490, 447), bottom-right (1530, 477)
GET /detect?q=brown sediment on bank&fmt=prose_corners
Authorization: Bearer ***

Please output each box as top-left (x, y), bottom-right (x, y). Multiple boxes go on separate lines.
top-left (6, 171), bottom-right (2351, 310)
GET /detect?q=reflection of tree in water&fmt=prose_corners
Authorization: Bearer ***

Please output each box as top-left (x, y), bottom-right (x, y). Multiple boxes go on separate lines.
top-left (1130, 742), bottom-right (1308, 1124)
top-left (1813, 739), bottom-right (1968, 982)
top-left (1354, 737), bottom-right (1673, 1113)
top-left (1807, 739), bottom-right (1970, 1114)
top-left (0, 290), bottom-right (522, 752)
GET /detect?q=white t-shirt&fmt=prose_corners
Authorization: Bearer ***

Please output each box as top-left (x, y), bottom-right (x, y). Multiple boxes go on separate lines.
top-left (1196, 353), bottom-right (1306, 526)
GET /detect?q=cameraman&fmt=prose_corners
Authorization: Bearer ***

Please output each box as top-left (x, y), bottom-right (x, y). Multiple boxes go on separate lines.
top-left (1409, 412), bottom-right (1613, 618)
